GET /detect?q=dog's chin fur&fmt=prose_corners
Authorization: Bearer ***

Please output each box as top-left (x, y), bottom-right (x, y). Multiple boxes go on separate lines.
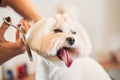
top-left (26, 4), bottom-right (111, 80)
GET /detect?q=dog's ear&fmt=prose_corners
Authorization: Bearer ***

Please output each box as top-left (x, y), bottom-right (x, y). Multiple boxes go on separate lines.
top-left (57, 4), bottom-right (80, 22)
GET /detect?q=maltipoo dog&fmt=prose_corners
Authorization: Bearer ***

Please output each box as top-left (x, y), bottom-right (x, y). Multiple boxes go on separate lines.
top-left (26, 4), bottom-right (111, 80)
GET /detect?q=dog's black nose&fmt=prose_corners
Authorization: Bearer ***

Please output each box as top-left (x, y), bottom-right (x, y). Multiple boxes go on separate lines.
top-left (66, 37), bottom-right (75, 45)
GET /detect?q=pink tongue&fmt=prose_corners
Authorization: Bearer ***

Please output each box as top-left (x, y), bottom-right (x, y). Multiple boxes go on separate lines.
top-left (59, 48), bottom-right (73, 67)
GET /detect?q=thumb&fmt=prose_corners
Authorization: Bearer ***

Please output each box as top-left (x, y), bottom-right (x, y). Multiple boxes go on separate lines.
top-left (0, 17), bottom-right (11, 40)
top-left (0, 22), bottom-right (9, 39)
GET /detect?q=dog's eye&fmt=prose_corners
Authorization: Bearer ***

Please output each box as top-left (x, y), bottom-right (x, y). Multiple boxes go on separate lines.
top-left (54, 29), bottom-right (62, 33)
top-left (72, 31), bottom-right (76, 34)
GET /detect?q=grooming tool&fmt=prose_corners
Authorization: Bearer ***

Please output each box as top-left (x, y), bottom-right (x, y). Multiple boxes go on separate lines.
top-left (3, 17), bottom-right (33, 61)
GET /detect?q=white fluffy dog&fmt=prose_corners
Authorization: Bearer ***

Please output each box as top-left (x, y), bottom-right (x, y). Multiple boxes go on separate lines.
top-left (26, 5), bottom-right (111, 80)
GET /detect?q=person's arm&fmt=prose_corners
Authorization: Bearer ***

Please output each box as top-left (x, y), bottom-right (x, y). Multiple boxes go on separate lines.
top-left (1, 0), bottom-right (41, 22)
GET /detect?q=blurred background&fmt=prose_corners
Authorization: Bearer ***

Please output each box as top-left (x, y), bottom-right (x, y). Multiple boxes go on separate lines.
top-left (0, 0), bottom-right (120, 80)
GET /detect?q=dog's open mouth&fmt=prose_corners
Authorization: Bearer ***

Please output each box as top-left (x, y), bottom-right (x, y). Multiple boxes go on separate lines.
top-left (57, 47), bottom-right (73, 67)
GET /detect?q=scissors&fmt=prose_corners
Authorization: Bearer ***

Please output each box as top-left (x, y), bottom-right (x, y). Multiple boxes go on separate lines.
top-left (3, 17), bottom-right (33, 61)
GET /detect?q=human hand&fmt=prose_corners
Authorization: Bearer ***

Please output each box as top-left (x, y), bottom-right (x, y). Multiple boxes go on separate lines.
top-left (0, 17), bottom-right (30, 65)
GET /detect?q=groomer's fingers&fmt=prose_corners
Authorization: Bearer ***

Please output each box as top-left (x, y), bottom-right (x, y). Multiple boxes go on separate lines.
top-left (15, 38), bottom-right (26, 54)
top-left (21, 18), bottom-right (30, 34)
top-left (16, 24), bottom-right (21, 41)
top-left (0, 22), bottom-right (9, 40)
top-left (16, 38), bottom-right (24, 48)
top-left (15, 46), bottom-right (26, 54)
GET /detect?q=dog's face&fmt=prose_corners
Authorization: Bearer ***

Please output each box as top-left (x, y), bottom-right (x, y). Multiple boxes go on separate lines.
top-left (26, 14), bottom-right (91, 67)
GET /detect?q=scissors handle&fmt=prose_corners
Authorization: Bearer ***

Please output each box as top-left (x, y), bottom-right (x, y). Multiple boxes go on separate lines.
top-left (3, 17), bottom-right (33, 61)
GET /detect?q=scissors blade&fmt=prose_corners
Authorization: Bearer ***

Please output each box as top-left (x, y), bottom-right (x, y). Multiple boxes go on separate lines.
top-left (25, 43), bottom-right (33, 61)
top-left (21, 25), bottom-right (33, 61)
